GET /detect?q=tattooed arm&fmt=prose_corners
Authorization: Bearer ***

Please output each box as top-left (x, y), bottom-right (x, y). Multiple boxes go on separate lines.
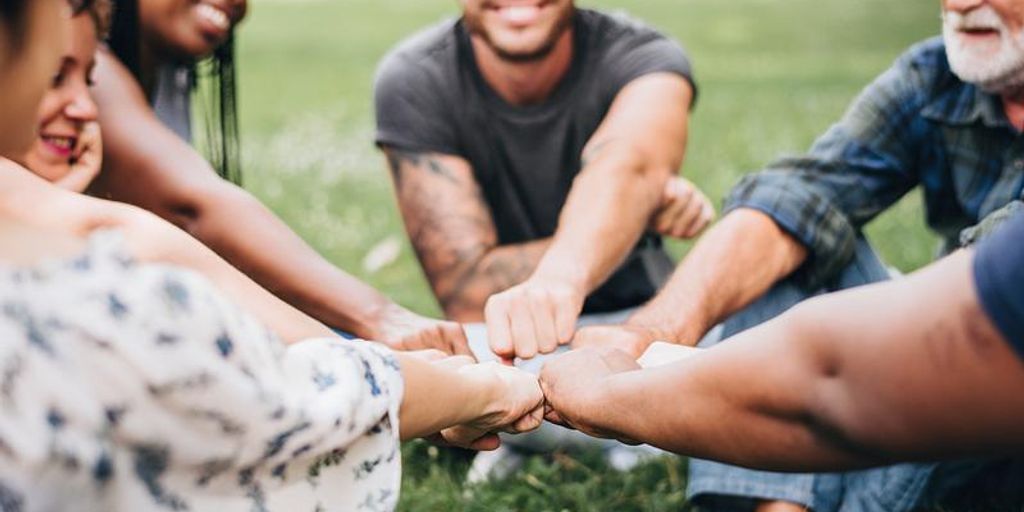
top-left (384, 148), bottom-right (549, 322)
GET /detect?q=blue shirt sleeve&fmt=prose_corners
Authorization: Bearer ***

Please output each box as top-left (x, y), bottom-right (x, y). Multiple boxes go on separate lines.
top-left (972, 212), bottom-right (1024, 359)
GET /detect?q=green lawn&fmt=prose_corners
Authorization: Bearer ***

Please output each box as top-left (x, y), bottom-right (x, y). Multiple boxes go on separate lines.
top-left (234, 0), bottom-right (942, 509)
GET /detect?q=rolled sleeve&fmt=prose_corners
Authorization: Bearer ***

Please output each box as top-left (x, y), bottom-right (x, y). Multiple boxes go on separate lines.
top-left (722, 45), bottom-right (933, 288)
top-left (725, 171), bottom-right (857, 290)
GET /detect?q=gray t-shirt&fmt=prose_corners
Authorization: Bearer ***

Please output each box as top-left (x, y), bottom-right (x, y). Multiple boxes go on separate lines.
top-left (374, 9), bottom-right (696, 313)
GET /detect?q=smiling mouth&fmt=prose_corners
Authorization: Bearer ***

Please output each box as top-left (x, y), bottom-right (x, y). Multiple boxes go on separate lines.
top-left (40, 135), bottom-right (76, 158)
top-left (196, 2), bottom-right (231, 32)
top-left (491, 2), bottom-right (545, 26)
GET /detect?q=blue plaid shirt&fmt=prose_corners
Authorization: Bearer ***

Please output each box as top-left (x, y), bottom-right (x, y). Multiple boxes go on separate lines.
top-left (725, 37), bottom-right (1024, 289)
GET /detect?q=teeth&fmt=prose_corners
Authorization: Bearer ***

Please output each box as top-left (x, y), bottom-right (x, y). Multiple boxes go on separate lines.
top-left (44, 136), bottom-right (73, 150)
top-left (197, 3), bottom-right (230, 31)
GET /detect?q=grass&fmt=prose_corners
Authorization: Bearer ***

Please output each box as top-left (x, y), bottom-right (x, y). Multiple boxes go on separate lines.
top-left (233, 0), bottom-right (944, 509)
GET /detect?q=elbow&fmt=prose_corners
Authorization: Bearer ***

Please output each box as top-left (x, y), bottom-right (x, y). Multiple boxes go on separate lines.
top-left (173, 180), bottom-right (252, 237)
top-left (786, 302), bottom-right (889, 462)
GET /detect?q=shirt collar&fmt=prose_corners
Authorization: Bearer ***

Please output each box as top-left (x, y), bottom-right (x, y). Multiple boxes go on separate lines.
top-left (921, 79), bottom-right (1012, 129)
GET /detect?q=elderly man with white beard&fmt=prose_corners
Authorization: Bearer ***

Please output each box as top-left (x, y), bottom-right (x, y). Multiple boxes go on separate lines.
top-left (558, 0), bottom-right (1024, 510)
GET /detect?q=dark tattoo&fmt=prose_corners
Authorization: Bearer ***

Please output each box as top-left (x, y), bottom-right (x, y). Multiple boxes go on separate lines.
top-left (580, 137), bottom-right (619, 168)
top-left (384, 147), bottom-right (544, 317)
top-left (385, 148), bottom-right (459, 187)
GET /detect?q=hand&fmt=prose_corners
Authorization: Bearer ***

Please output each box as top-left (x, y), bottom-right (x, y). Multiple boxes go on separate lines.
top-left (55, 122), bottom-right (103, 193)
top-left (540, 348), bottom-right (641, 442)
top-left (374, 303), bottom-right (473, 357)
top-left (439, 362), bottom-right (546, 450)
top-left (651, 176), bottom-right (715, 239)
top-left (484, 277), bottom-right (585, 363)
top-left (570, 324), bottom-right (667, 359)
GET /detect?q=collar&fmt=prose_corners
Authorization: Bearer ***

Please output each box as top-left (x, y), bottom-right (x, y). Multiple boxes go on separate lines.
top-left (921, 78), bottom-right (1012, 129)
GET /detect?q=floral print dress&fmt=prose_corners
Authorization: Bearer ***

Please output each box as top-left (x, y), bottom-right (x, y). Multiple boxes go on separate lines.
top-left (0, 232), bottom-right (403, 511)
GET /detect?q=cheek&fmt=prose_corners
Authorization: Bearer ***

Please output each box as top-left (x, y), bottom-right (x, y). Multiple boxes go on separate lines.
top-left (35, 96), bottom-right (66, 129)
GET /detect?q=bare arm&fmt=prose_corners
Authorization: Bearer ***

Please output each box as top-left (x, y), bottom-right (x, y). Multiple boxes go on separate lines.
top-left (487, 74), bottom-right (694, 360)
top-left (543, 250), bottom-right (1024, 471)
top-left (396, 354), bottom-right (544, 448)
top-left (575, 208), bottom-right (808, 356)
top-left (0, 159), bottom-right (331, 343)
top-left (90, 50), bottom-right (469, 354)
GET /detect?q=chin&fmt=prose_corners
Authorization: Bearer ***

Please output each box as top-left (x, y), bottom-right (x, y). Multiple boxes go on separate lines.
top-left (23, 155), bottom-right (69, 183)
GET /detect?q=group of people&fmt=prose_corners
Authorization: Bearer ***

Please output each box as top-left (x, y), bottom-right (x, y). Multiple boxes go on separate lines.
top-left (0, 0), bottom-right (1021, 510)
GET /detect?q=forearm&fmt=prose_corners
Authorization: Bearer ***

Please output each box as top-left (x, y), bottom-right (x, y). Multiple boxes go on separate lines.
top-left (590, 327), bottom-right (872, 472)
top-left (628, 208), bottom-right (808, 346)
top-left (111, 204), bottom-right (334, 343)
top-left (438, 238), bottom-right (550, 321)
top-left (536, 146), bottom-right (667, 292)
top-left (395, 354), bottom-right (497, 440)
top-left (587, 252), bottom-right (1024, 470)
top-left (185, 185), bottom-right (398, 338)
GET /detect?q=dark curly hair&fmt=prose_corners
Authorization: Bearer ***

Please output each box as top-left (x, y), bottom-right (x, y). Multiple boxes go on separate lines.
top-left (70, 0), bottom-right (114, 38)
top-left (106, 0), bottom-right (242, 184)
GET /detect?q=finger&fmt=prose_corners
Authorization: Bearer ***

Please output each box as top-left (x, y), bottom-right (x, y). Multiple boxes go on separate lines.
top-left (527, 292), bottom-right (558, 355)
top-left (657, 188), bottom-right (692, 235)
top-left (485, 296), bottom-right (514, 360)
top-left (445, 323), bottom-right (475, 359)
top-left (553, 300), bottom-right (578, 345)
top-left (468, 434), bottom-right (501, 452)
top-left (511, 406), bottom-right (545, 433)
top-left (509, 298), bottom-right (538, 360)
top-left (685, 200), bottom-right (717, 238)
top-left (672, 194), bottom-right (705, 239)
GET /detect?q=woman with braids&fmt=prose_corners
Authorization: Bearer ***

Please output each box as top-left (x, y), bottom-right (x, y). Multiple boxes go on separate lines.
top-left (86, 0), bottom-right (474, 356)
top-left (0, 3), bottom-right (544, 509)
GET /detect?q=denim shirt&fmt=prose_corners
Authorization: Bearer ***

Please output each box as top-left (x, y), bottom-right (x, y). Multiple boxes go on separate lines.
top-left (724, 37), bottom-right (1024, 289)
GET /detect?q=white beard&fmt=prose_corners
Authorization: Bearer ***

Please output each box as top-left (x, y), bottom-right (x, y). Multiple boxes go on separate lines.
top-left (943, 6), bottom-right (1024, 94)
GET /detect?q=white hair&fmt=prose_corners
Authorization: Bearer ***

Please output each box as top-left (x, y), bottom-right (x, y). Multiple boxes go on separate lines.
top-left (944, 4), bottom-right (1024, 93)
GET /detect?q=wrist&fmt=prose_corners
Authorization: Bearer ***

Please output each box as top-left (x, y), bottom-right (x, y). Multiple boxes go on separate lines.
top-left (627, 301), bottom-right (710, 347)
top-left (530, 260), bottom-right (589, 297)
top-left (357, 299), bottom-right (402, 340)
top-left (454, 363), bottom-right (505, 425)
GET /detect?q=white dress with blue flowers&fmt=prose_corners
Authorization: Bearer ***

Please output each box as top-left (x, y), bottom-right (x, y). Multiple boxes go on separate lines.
top-left (0, 232), bottom-right (404, 511)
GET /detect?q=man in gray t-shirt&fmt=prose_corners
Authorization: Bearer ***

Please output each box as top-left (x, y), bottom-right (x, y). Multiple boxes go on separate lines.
top-left (375, 1), bottom-right (706, 363)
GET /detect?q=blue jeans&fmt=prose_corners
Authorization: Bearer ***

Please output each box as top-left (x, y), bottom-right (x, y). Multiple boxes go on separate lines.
top-left (688, 238), bottom-right (1020, 511)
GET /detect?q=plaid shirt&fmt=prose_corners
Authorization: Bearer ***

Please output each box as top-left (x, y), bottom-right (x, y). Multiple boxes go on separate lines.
top-left (725, 37), bottom-right (1024, 289)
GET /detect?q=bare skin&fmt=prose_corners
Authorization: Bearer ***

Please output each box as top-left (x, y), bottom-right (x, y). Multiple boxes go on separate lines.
top-left (89, 49), bottom-right (471, 355)
top-left (0, 159), bottom-right (334, 343)
top-left (542, 250), bottom-right (1024, 470)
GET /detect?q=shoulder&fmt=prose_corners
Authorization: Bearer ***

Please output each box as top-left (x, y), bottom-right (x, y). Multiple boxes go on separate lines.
top-left (886, 36), bottom-right (960, 102)
top-left (374, 18), bottom-right (461, 94)
top-left (581, 9), bottom-right (687, 58)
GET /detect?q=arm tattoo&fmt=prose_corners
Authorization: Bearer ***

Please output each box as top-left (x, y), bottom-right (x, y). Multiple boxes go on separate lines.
top-left (580, 137), bottom-right (619, 168)
top-left (386, 148), bottom-right (459, 187)
top-left (384, 148), bottom-right (544, 316)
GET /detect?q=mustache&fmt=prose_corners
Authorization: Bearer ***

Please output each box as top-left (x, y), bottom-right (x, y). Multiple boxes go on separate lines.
top-left (944, 5), bottom-right (1006, 32)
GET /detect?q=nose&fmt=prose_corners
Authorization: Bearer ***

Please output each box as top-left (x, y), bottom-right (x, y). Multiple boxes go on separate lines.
top-left (64, 86), bottom-right (99, 124)
top-left (945, 0), bottom-right (986, 14)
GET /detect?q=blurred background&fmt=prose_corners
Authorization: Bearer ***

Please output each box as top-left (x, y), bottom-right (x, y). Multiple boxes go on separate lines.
top-left (233, 0), bottom-right (937, 509)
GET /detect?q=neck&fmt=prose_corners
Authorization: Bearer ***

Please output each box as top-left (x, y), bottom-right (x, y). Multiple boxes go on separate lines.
top-left (136, 38), bottom-right (163, 99)
top-left (1003, 89), bottom-right (1024, 131)
top-left (471, 28), bottom-right (574, 106)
